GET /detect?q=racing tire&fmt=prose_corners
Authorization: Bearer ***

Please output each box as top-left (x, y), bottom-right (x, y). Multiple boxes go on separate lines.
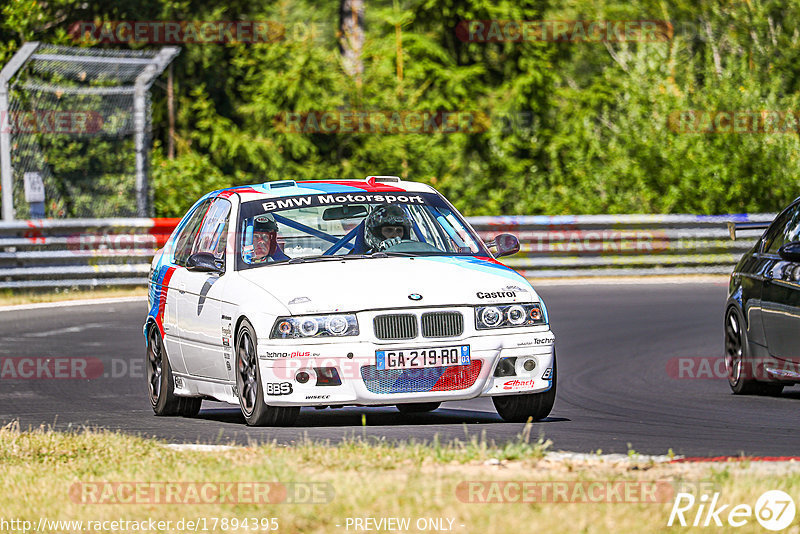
top-left (236, 319), bottom-right (300, 426)
top-left (396, 402), bottom-right (441, 413)
top-left (147, 324), bottom-right (202, 417)
top-left (492, 353), bottom-right (557, 423)
top-left (725, 307), bottom-right (784, 396)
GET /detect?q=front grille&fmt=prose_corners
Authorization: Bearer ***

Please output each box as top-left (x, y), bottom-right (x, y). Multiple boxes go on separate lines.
top-left (421, 311), bottom-right (463, 338)
top-left (360, 360), bottom-right (483, 394)
top-left (373, 314), bottom-right (417, 340)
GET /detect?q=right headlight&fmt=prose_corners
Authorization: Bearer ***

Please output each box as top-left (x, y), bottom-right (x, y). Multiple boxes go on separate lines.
top-left (475, 303), bottom-right (546, 330)
top-left (270, 314), bottom-right (359, 339)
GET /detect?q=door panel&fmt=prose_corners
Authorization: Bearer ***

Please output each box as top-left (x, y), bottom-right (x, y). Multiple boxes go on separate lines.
top-left (760, 202), bottom-right (800, 362)
top-left (164, 198), bottom-right (213, 374)
top-left (176, 197), bottom-right (233, 380)
top-left (762, 262), bottom-right (800, 361)
top-left (161, 271), bottom-right (188, 374)
top-left (740, 261), bottom-right (768, 346)
top-left (177, 274), bottom-right (229, 379)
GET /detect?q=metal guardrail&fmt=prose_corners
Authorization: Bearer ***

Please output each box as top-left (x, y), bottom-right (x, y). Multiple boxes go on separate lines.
top-left (469, 213), bottom-right (777, 278)
top-left (0, 218), bottom-right (177, 289)
top-left (0, 214), bottom-right (776, 288)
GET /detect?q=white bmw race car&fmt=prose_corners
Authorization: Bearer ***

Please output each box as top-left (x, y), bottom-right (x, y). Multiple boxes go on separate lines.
top-left (145, 176), bottom-right (556, 426)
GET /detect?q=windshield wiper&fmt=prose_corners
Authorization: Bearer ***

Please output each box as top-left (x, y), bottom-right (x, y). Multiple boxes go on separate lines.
top-left (287, 254), bottom-right (370, 264)
top-left (378, 251), bottom-right (418, 257)
top-left (281, 252), bottom-right (419, 264)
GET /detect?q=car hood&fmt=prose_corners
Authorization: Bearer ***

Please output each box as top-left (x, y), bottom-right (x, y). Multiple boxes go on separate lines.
top-left (238, 256), bottom-right (540, 314)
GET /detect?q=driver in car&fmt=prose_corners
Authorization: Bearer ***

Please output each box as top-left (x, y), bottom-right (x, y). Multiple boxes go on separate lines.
top-left (364, 204), bottom-right (413, 252)
top-left (252, 214), bottom-right (289, 263)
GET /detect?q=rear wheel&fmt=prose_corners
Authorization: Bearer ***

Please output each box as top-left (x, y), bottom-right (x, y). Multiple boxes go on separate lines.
top-left (396, 402), bottom-right (441, 414)
top-left (236, 319), bottom-right (299, 426)
top-left (725, 307), bottom-right (784, 396)
top-left (493, 354), bottom-right (557, 422)
top-left (146, 324), bottom-right (202, 417)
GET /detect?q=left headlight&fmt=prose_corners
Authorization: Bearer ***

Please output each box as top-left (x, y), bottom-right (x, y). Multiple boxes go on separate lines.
top-left (270, 314), bottom-right (359, 339)
top-left (475, 303), bottom-right (546, 330)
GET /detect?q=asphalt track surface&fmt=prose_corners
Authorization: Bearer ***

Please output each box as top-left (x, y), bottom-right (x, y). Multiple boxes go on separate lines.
top-left (1, 282), bottom-right (798, 457)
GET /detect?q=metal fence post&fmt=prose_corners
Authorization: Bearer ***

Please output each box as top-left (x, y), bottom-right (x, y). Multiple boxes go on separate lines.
top-left (133, 46), bottom-right (180, 217)
top-left (133, 82), bottom-right (148, 217)
top-left (0, 42), bottom-right (39, 221)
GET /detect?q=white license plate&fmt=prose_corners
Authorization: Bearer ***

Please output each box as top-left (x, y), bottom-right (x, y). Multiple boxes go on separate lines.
top-left (376, 345), bottom-right (470, 371)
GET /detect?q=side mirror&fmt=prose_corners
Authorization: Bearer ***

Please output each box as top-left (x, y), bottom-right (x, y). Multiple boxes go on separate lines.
top-left (493, 233), bottom-right (520, 258)
top-left (778, 242), bottom-right (800, 263)
top-left (187, 252), bottom-right (223, 273)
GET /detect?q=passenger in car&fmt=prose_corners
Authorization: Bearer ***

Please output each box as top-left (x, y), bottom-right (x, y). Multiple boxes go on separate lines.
top-left (252, 214), bottom-right (290, 263)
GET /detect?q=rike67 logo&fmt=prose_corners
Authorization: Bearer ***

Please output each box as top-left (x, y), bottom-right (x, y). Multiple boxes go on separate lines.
top-left (668, 490), bottom-right (796, 531)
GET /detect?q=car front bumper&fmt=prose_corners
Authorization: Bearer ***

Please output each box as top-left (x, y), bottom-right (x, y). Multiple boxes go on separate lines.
top-left (254, 328), bottom-right (555, 406)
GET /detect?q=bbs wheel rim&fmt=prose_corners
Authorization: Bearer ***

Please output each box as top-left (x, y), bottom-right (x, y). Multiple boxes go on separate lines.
top-left (147, 327), bottom-right (163, 405)
top-left (237, 329), bottom-right (258, 416)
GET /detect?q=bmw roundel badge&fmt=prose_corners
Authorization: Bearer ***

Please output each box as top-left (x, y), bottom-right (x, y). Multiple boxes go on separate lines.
top-left (408, 293), bottom-right (423, 301)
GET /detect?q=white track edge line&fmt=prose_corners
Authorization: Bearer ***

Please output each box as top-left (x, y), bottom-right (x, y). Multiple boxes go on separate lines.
top-left (0, 296), bottom-right (147, 313)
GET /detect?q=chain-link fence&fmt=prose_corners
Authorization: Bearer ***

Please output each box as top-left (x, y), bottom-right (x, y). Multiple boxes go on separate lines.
top-left (0, 43), bottom-right (178, 220)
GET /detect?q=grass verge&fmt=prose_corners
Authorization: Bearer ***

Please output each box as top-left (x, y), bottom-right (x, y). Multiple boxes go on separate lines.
top-left (1, 423), bottom-right (798, 533)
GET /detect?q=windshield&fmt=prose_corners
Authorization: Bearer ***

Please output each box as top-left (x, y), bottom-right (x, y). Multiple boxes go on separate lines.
top-left (236, 191), bottom-right (489, 269)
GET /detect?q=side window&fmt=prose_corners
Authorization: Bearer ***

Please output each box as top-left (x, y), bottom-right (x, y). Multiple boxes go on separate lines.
top-left (406, 205), bottom-right (438, 245)
top-left (408, 206), bottom-right (455, 252)
top-left (439, 208), bottom-right (479, 253)
top-left (192, 198), bottom-right (232, 262)
top-left (173, 199), bottom-right (212, 266)
top-left (213, 220), bottom-right (230, 258)
top-left (783, 207), bottom-right (800, 244)
top-left (765, 204), bottom-right (800, 255)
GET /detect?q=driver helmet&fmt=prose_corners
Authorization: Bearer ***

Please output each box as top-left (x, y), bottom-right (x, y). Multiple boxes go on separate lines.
top-left (364, 204), bottom-right (412, 251)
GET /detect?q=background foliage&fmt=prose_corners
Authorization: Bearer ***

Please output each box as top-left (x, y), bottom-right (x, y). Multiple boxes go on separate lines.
top-left (2, 0), bottom-right (799, 217)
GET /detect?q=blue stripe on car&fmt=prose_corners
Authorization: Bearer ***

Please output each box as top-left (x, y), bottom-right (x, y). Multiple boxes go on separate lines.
top-left (419, 256), bottom-right (530, 284)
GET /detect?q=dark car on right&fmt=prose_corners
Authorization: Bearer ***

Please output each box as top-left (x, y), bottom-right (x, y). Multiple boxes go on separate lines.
top-left (726, 198), bottom-right (800, 395)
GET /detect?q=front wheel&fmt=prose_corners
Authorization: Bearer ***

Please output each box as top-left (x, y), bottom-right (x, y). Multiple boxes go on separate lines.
top-left (236, 319), bottom-right (299, 426)
top-left (493, 354), bottom-right (557, 422)
top-left (146, 324), bottom-right (202, 417)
